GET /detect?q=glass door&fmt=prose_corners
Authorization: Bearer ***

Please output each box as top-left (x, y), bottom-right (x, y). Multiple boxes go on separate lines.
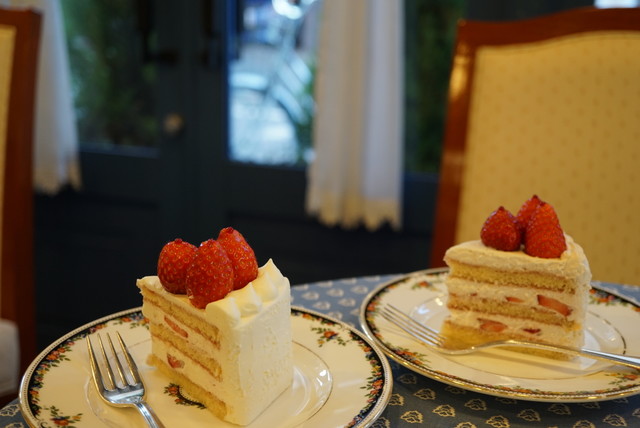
top-left (194, 0), bottom-right (326, 283)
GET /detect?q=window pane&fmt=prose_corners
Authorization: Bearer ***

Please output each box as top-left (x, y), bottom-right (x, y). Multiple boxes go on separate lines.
top-left (229, 0), bottom-right (318, 166)
top-left (61, 0), bottom-right (159, 148)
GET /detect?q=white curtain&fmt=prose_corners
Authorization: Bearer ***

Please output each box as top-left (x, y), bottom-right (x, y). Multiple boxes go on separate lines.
top-left (3, 0), bottom-right (81, 194)
top-left (306, 0), bottom-right (404, 230)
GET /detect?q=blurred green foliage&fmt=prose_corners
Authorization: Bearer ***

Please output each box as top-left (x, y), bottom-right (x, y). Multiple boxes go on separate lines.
top-left (61, 0), bottom-right (158, 147)
top-left (404, 0), bottom-right (464, 173)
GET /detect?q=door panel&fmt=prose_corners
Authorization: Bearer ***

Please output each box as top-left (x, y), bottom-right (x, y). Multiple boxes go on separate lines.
top-left (35, 1), bottom-right (201, 348)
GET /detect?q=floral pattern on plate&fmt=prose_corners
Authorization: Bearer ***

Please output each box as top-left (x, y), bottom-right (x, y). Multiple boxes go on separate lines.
top-left (21, 306), bottom-right (392, 427)
top-left (360, 268), bottom-right (640, 402)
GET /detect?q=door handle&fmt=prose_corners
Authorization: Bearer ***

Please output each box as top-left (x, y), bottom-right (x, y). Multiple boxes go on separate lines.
top-left (163, 113), bottom-right (185, 138)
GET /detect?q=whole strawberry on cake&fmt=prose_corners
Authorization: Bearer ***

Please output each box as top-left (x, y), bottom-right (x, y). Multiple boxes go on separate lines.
top-left (137, 227), bottom-right (292, 425)
top-left (441, 195), bottom-right (592, 358)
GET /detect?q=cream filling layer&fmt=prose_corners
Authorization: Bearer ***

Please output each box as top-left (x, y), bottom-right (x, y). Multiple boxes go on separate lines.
top-left (445, 277), bottom-right (588, 323)
top-left (143, 301), bottom-right (222, 377)
top-left (446, 308), bottom-right (583, 344)
top-left (150, 335), bottom-right (220, 390)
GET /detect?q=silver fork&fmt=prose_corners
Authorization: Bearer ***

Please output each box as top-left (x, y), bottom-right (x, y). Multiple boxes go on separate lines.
top-left (381, 304), bottom-right (640, 370)
top-left (87, 332), bottom-right (166, 428)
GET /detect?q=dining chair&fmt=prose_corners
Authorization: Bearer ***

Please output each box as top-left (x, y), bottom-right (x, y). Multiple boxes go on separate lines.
top-left (0, 6), bottom-right (41, 401)
top-left (429, 7), bottom-right (640, 285)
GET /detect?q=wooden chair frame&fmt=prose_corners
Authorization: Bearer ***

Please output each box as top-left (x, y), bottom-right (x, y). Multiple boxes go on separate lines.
top-left (0, 7), bottom-right (41, 378)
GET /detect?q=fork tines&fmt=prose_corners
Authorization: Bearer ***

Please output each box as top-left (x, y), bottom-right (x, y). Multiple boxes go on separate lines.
top-left (380, 304), bottom-right (445, 348)
top-left (87, 332), bottom-right (142, 391)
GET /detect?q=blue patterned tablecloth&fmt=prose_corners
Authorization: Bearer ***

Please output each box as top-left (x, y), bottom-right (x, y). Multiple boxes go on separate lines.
top-left (2, 274), bottom-right (640, 427)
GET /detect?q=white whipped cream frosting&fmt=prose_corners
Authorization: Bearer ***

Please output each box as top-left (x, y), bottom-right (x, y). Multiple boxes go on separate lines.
top-left (138, 258), bottom-right (290, 327)
top-left (206, 258), bottom-right (287, 325)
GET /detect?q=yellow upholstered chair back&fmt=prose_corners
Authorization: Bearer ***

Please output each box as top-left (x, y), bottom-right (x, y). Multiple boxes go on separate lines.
top-left (0, 7), bottom-right (41, 378)
top-left (430, 7), bottom-right (640, 285)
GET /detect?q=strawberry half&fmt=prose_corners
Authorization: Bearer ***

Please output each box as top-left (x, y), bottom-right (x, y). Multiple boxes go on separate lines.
top-left (217, 227), bottom-right (258, 290)
top-left (167, 354), bottom-right (185, 369)
top-left (537, 295), bottom-right (572, 316)
top-left (478, 318), bottom-right (507, 332)
top-left (480, 206), bottom-right (522, 251)
top-left (524, 202), bottom-right (567, 258)
top-left (185, 239), bottom-right (234, 308)
top-left (516, 194), bottom-right (543, 235)
top-left (157, 239), bottom-right (197, 294)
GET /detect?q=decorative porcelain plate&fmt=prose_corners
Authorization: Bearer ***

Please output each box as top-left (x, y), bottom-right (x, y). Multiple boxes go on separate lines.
top-left (359, 268), bottom-right (640, 402)
top-left (20, 306), bottom-right (392, 427)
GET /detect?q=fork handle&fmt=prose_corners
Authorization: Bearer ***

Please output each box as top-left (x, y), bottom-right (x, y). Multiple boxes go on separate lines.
top-left (505, 340), bottom-right (640, 370)
top-left (135, 402), bottom-right (167, 428)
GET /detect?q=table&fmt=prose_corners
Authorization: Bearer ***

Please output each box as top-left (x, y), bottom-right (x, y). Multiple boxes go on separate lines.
top-left (2, 273), bottom-right (640, 427)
